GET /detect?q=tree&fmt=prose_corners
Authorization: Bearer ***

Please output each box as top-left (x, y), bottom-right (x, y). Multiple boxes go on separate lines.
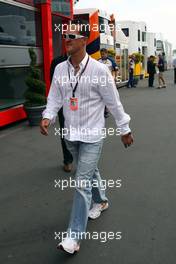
top-left (24, 48), bottom-right (46, 107)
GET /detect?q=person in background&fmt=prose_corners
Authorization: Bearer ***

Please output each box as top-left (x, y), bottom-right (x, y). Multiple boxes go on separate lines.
top-left (98, 48), bottom-right (119, 76)
top-left (50, 55), bottom-right (73, 172)
top-left (157, 54), bottom-right (166, 89)
top-left (127, 55), bottom-right (135, 88)
top-left (98, 48), bottom-right (119, 118)
top-left (147, 56), bottom-right (156, 87)
top-left (172, 57), bottom-right (176, 84)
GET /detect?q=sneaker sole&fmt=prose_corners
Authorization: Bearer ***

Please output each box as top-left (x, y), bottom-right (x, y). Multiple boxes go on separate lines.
top-left (57, 244), bottom-right (80, 254)
top-left (88, 203), bottom-right (109, 220)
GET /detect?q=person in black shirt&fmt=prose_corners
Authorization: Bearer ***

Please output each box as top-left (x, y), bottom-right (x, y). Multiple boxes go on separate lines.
top-left (172, 57), bottom-right (176, 84)
top-left (50, 55), bottom-right (73, 172)
top-left (147, 56), bottom-right (156, 87)
top-left (127, 55), bottom-right (135, 88)
top-left (157, 54), bottom-right (166, 89)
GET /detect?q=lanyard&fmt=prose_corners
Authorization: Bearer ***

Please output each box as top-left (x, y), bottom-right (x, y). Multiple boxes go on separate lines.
top-left (68, 56), bottom-right (90, 97)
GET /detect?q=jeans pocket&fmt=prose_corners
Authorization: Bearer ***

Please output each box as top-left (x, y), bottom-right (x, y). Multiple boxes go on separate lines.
top-left (80, 140), bottom-right (103, 164)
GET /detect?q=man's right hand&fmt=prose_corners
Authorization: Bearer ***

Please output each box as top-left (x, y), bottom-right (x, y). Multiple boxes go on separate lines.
top-left (40, 118), bottom-right (50, 136)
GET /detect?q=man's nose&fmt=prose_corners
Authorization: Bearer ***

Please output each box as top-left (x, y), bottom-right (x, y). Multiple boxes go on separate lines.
top-left (65, 39), bottom-right (72, 43)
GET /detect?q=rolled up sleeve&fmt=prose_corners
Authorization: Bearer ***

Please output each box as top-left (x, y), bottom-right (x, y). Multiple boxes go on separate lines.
top-left (98, 66), bottom-right (131, 135)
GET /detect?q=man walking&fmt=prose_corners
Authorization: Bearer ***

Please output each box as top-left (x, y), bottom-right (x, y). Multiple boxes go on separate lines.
top-left (40, 19), bottom-right (133, 254)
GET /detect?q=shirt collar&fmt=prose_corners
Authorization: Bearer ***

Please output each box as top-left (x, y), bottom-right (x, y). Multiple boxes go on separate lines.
top-left (67, 53), bottom-right (89, 70)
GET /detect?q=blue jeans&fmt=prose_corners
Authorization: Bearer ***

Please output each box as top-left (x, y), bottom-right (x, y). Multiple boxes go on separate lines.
top-left (65, 139), bottom-right (108, 241)
top-left (127, 69), bottom-right (134, 88)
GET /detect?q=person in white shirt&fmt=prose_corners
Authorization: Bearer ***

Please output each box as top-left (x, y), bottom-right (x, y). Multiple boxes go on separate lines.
top-left (98, 48), bottom-right (119, 74)
top-left (98, 48), bottom-right (119, 118)
top-left (40, 19), bottom-right (133, 254)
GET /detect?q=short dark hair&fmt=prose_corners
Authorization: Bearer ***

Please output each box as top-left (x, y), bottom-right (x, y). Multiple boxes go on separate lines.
top-left (100, 48), bottom-right (108, 53)
top-left (70, 19), bottom-right (90, 38)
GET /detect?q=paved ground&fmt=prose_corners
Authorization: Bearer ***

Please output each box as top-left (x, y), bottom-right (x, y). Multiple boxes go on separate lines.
top-left (0, 70), bottom-right (176, 264)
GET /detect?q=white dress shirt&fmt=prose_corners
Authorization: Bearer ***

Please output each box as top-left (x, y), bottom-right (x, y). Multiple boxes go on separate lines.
top-left (98, 58), bottom-right (114, 72)
top-left (129, 59), bottom-right (135, 70)
top-left (42, 53), bottom-right (131, 142)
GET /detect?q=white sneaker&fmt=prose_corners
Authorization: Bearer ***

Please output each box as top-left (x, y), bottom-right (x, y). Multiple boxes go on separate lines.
top-left (57, 237), bottom-right (80, 254)
top-left (88, 202), bottom-right (109, 219)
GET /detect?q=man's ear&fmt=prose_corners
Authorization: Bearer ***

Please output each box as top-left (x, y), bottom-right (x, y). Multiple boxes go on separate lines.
top-left (83, 38), bottom-right (87, 42)
top-left (82, 38), bottom-right (87, 46)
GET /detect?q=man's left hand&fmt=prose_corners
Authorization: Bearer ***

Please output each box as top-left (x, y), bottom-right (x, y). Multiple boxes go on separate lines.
top-left (121, 132), bottom-right (134, 148)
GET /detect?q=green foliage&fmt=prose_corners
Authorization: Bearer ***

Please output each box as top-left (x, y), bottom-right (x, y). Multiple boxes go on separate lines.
top-left (24, 48), bottom-right (46, 107)
top-left (132, 52), bottom-right (144, 64)
top-left (108, 48), bottom-right (116, 58)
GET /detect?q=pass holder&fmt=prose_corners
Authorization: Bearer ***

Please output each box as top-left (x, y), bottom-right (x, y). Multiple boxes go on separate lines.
top-left (70, 97), bottom-right (78, 111)
top-left (68, 56), bottom-right (90, 111)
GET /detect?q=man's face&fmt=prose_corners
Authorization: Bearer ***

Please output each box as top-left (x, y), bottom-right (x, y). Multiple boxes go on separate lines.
top-left (64, 24), bottom-right (87, 55)
top-left (101, 51), bottom-right (108, 60)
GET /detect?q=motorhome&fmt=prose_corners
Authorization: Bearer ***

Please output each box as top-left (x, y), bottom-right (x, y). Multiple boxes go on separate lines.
top-left (74, 8), bottom-right (114, 59)
top-left (74, 9), bottom-right (129, 83)
top-left (156, 34), bottom-right (172, 69)
top-left (115, 24), bottom-right (129, 83)
top-left (118, 20), bottom-right (148, 76)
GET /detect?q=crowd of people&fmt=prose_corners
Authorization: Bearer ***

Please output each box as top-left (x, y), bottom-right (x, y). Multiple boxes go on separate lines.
top-left (147, 53), bottom-right (166, 89)
top-left (126, 53), bottom-right (169, 89)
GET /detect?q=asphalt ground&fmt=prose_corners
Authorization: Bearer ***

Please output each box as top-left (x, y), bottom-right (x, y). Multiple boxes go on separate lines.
top-left (0, 70), bottom-right (176, 264)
